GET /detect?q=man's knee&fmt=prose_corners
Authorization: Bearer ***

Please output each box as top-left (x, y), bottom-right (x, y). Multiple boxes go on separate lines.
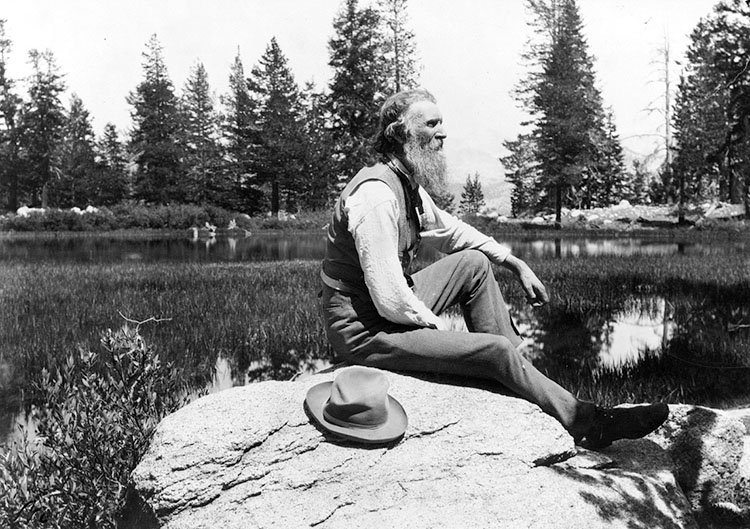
top-left (455, 250), bottom-right (495, 292)
top-left (458, 249), bottom-right (492, 276)
top-left (483, 334), bottom-right (523, 371)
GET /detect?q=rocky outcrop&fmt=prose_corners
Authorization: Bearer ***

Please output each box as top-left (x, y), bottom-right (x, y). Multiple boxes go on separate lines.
top-left (650, 406), bottom-right (747, 510)
top-left (123, 370), bottom-right (746, 529)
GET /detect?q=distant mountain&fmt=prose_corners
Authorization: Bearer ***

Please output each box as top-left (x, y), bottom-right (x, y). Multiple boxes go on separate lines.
top-left (444, 138), bottom-right (513, 215)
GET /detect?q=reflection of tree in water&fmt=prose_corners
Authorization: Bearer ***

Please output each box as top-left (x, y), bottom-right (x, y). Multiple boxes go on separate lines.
top-left (657, 293), bottom-right (750, 406)
top-left (512, 284), bottom-right (750, 407)
top-left (513, 300), bottom-right (617, 402)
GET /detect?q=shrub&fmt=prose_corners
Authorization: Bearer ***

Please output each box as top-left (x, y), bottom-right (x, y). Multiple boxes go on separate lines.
top-left (0, 326), bottom-right (192, 528)
top-left (0, 203), bottom-right (335, 232)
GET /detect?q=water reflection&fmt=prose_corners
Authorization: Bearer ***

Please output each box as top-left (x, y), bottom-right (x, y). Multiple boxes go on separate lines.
top-left (2, 233), bottom-right (749, 263)
top-left (510, 290), bottom-right (750, 406)
top-left (513, 295), bottom-right (675, 373)
top-left (2, 233), bottom-right (749, 446)
top-left (506, 238), bottom-right (749, 259)
top-left (0, 233), bottom-right (329, 263)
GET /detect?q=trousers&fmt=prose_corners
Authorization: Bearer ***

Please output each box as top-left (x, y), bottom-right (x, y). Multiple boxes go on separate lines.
top-left (319, 249), bottom-right (583, 432)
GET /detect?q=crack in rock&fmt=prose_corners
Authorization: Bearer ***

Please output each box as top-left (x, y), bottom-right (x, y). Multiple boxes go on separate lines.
top-left (222, 468), bottom-right (271, 491)
top-left (309, 501), bottom-right (355, 527)
top-left (410, 420), bottom-right (460, 438)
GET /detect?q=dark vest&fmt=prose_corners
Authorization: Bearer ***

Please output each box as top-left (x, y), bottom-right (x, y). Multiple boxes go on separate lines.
top-left (321, 162), bottom-right (420, 292)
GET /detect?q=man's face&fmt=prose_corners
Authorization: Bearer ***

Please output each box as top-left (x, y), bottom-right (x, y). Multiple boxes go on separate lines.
top-left (402, 100), bottom-right (448, 194)
top-left (406, 100), bottom-right (446, 150)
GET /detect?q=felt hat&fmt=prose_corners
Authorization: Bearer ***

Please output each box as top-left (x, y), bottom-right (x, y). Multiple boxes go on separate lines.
top-left (304, 366), bottom-right (408, 444)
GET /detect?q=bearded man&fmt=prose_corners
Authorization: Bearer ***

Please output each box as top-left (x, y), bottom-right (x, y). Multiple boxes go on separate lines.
top-left (319, 88), bottom-right (668, 449)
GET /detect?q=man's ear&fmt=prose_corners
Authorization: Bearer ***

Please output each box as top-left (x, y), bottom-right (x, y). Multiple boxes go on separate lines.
top-left (384, 119), bottom-right (408, 145)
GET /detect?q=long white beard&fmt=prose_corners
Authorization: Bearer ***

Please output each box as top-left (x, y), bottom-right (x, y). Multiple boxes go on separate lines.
top-left (403, 136), bottom-right (448, 196)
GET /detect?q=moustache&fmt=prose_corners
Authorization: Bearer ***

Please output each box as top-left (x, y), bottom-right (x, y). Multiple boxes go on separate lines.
top-left (422, 137), bottom-right (444, 151)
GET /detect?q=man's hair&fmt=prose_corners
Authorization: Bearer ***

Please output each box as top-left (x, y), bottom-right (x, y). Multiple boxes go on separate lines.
top-left (373, 88), bottom-right (437, 156)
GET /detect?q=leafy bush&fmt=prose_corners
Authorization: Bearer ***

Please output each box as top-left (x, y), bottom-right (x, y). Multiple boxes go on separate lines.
top-left (0, 203), bottom-right (332, 232)
top-left (0, 326), bottom-right (192, 528)
top-left (259, 209), bottom-right (330, 231)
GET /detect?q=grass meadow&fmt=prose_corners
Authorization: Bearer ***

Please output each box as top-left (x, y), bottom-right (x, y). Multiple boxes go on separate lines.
top-left (0, 261), bottom-right (329, 421)
top-left (1, 246), bottom-right (749, 416)
top-left (0, 235), bottom-right (749, 526)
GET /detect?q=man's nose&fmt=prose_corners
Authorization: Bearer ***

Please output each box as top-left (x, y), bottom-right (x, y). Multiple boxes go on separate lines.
top-left (435, 124), bottom-right (447, 139)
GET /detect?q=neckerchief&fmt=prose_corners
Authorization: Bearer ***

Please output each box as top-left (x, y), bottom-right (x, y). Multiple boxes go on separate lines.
top-left (386, 155), bottom-right (424, 228)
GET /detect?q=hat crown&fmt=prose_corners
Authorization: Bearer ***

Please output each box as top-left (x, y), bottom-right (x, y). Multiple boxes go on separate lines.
top-left (324, 367), bottom-right (390, 429)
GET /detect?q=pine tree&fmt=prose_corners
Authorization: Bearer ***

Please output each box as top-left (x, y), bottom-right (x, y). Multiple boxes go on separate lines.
top-left (378, 0), bottom-right (420, 93)
top-left (671, 17), bottom-right (730, 206)
top-left (249, 37), bottom-right (305, 214)
top-left (502, 134), bottom-right (542, 216)
top-left (627, 159), bottom-right (652, 205)
top-left (180, 61), bottom-right (222, 204)
top-left (298, 81), bottom-right (338, 210)
top-left (710, 0), bottom-right (750, 214)
top-left (671, 0), bottom-right (750, 215)
top-left (55, 94), bottom-right (97, 207)
top-left (588, 108), bottom-right (626, 207)
top-left (220, 49), bottom-right (262, 212)
top-left (127, 34), bottom-right (182, 204)
top-left (515, 0), bottom-right (622, 226)
top-left (20, 49), bottom-right (66, 208)
top-left (327, 0), bottom-right (387, 177)
top-left (459, 172), bottom-right (486, 216)
top-left (95, 122), bottom-right (129, 205)
top-left (0, 19), bottom-right (23, 212)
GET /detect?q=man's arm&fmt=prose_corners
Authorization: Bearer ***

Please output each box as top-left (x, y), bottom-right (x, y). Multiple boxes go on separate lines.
top-left (498, 254), bottom-right (549, 306)
top-left (346, 180), bottom-right (445, 329)
top-left (419, 189), bottom-right (549, 306)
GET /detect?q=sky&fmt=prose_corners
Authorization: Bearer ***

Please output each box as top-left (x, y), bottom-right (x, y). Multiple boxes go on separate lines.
top-left (2, 0), bottom-right (720, 191)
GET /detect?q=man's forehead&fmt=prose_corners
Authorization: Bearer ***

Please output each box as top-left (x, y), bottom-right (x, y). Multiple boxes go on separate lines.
top-left (406, 100), bottom-right (441, 121)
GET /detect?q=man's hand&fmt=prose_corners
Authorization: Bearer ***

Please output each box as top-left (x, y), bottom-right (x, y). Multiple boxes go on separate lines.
top-left (501, 254), bottom-right (549, 307)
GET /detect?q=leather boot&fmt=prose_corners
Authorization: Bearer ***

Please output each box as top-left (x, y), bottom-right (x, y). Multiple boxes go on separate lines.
top-left (574, 402), bottom-right (669, 450)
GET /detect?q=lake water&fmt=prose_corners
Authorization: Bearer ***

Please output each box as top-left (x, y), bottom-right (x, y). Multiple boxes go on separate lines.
top-left (2, 232), bottom-right (749, 444)
top-left (3, 231), bottom-right (748, 263)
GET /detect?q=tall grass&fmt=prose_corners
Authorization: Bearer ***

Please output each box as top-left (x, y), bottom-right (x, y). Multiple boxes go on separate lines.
top-left (0, 261), bottom-right (330, 428)
top-left (2, 250), bottom-right (748, 414)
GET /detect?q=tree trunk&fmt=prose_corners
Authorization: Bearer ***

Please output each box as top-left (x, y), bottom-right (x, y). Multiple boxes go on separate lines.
top-left (554, 183), bottom-right (562, 230)
top-left (730, 167), bottom-right (742, 204)
top-left (271, 180), bottom-right (280, 215)
top-left (8, 170), bottom-right (18, 212)
top-left (678, 170), bottom-right (686, 225)
top-left (41, 181), bottom-right (49, 209)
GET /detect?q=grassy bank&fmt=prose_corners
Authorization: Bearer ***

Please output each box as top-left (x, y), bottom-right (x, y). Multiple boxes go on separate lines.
top-left (2, 201), bottom-right (747, 237)
top-left (1, 248), bottom-right (748, 525)
top-left (0, 203), bottom-right (330, 233)
top-left (2, 251), bottom-right (748, 410)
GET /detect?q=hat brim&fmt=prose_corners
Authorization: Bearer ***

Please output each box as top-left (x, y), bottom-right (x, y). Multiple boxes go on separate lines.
top-left (304, 381), bottom-right (408, 444)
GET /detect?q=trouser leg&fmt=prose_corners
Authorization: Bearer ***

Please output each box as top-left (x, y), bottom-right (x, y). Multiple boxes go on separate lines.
top-left (319, 254), bottom-right (584, 432)
top-left (410, 249), bottom-right (522, 345)
top-left (355, 326), bottom-right (582, 430)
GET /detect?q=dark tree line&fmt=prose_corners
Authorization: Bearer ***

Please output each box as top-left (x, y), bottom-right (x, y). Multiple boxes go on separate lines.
top-left (505, 0), bottom-right (750, 223)
top-left (0, 0), bottom-right (421, 215)
top-left (670, 0), bottom-right (750, 218)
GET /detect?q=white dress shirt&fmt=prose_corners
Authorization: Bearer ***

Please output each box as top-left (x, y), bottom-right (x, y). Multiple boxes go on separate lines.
top-left (345, 179), bottom-right (511, 329)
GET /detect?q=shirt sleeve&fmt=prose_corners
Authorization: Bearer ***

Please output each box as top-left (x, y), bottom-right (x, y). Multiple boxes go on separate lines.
top-left (418, 188), bottom-right (512, 264)
top-left (345, 180), bottom-right (443, 329)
